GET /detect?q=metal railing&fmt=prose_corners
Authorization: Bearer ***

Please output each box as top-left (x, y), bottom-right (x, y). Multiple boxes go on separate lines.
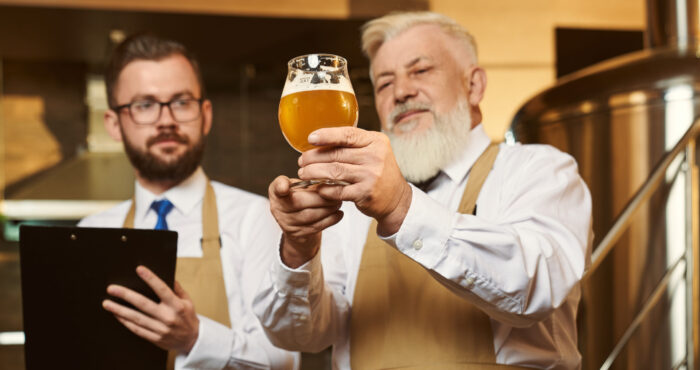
top-left (584, 116), bottom-right (700, 370)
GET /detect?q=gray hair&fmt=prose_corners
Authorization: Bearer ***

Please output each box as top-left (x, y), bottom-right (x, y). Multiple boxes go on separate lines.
top-left (361, 11), bottom-right (478, 65)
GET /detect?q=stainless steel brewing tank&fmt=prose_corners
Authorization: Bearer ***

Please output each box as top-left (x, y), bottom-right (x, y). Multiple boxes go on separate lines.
top-left (511, 47), bottom-right (700, 369)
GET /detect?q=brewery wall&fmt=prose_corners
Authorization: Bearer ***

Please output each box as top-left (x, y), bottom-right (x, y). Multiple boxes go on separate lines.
top-left (433, 0), bottom-right (645, 139)
top-left (0, 0), bottom-right (649, 369)
top-left (0, 0), bottom-right (646, 197)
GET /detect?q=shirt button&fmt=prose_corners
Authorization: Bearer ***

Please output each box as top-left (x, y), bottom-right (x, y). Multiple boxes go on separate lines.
top-left (464, 277), bottom-right (475, 287)
top-left (412, 239), bottom-right (423, 250)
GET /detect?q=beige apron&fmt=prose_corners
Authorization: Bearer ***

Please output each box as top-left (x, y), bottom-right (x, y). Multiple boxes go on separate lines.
top-left (123, 182), bottom-right (230, 369)
top-left (350, 143), bottom-right (524, 369)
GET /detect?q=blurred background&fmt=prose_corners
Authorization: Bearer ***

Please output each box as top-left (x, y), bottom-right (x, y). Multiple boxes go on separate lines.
top-left (1, 0), bottom-right (698, 369)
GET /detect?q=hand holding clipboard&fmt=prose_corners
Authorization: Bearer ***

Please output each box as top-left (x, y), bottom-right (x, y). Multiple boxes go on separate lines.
top-left (102, 265), bottom-right (199, 354)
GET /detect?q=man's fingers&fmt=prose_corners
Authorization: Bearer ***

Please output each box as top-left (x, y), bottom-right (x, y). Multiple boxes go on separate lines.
top-left (298, 163), bottom-right (366, 185)
top-left (304, 210), bottom-right (344, 234)
top-left (103, 299), bottom-right (168, 334)
top-left (113, 315), bottom-right (165, 349)
top-left (173, 281), bottom-right (191, 301)
top-left (299, 147), bottom-right (362, 167)
top-left (276, 188), bottom-right (341, 212)
top-left (307, 127), bottom-right (372, 149)
top-left (269, 175), bottom-right (291, 198)
top-left (286, 210), bottom-right (345, 238)
top-left (301, 130), bottom-right (391, 167)
top-left (316, 183), bottom-right (362, 202)
top-left (136, 266), bottom-right (177, 305)
top-left (106, 284), bottom-right (160, 315)
top-left (279, 204), bottom-right (342, 227)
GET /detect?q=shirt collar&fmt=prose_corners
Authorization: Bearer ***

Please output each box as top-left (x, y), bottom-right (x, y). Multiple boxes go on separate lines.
top-left (133, 167), bottom-right (207, 223)
top-left (441, 124), bottom-right (492, 185)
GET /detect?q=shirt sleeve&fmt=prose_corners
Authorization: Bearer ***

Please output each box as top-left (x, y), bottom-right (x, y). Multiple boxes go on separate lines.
top-left (183, 195), bottom-right (300, 369)
top-left (181, 315), bottom-right (298, 370)
top-left (253, 229), bottom-right (351, 353)
top-left (382, 146), bottom-right (593, 327)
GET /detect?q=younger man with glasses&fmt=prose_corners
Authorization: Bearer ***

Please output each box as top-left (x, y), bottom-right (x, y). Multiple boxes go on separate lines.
top-left (78, 34), bottom-right (298, 369)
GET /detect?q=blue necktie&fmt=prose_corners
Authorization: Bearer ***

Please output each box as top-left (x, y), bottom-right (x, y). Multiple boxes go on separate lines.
top-left (151, 199), bottom-right (174, 230)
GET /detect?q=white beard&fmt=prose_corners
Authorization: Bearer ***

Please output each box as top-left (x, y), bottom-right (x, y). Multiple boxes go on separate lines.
top-left (384, 100), bottom-right (473, 184)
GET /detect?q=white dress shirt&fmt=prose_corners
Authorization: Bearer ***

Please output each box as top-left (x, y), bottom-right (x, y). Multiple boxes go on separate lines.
top-left (79, 167), bottom-right (299, 370)
top-left (253, 125), bottom-right (593, 369)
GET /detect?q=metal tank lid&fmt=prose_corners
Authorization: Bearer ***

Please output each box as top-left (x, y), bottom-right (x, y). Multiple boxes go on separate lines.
top-left (512, 46), bottom-right (700, 128)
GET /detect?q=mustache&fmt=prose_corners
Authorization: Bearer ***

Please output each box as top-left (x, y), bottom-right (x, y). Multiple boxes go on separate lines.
top-left (388, 102), bottom-right (433, 125)
top-left (146, 131), bottom-right (189, 147)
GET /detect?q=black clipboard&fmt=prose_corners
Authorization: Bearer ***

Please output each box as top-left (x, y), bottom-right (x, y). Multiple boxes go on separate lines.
top-left (19, 225), bottom-right (177, 370)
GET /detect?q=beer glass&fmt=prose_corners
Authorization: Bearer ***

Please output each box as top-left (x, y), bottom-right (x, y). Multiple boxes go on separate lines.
top-left (279, 54), bottom-right (358, 187)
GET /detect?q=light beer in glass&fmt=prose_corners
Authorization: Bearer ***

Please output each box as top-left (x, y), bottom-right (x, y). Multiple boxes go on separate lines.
top-left (279, 54), bottom-right (358, 152)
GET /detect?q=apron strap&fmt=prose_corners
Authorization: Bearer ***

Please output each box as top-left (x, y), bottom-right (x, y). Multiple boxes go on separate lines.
top-left (459, 142), bottom-right (500, 214)
top-left (122, 180), bottom-right (230, 370)
top-left (200, 182), bottom-right (221, 258)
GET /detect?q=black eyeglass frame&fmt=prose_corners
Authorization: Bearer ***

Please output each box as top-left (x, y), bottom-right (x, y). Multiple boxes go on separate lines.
top-left (112, 97), bottom-right (205, 125)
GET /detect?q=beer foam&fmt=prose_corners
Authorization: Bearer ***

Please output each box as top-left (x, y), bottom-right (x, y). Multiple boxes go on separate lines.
top-left (281, 73), bottom-right (355, 97)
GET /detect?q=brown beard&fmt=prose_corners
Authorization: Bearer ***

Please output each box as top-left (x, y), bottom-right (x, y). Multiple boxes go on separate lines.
top-left (121, 128), bottom-right (205, 185)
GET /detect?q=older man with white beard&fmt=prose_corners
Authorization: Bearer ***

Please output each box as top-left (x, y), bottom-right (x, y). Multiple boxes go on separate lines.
top-left (254, 11), bottom-right (593, 370)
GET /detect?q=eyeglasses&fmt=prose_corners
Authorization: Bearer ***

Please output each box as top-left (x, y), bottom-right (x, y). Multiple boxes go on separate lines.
top-left (113, 98), bottom-right (204, 125)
